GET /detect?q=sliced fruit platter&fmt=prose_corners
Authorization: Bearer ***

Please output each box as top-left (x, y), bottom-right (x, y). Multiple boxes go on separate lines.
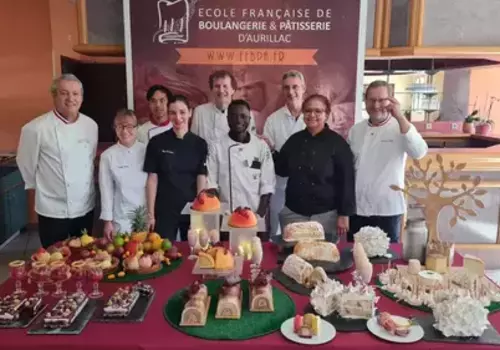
top-left (31, 246), bottom-right (71, 264)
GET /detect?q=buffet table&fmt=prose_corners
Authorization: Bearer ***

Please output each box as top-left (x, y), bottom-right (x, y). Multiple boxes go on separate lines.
top-left (1, 242), bottom-right (499, 350)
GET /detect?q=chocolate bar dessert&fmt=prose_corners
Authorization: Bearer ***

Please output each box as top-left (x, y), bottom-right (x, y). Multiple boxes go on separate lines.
top-left (43, 293), bottom-right (88, 328)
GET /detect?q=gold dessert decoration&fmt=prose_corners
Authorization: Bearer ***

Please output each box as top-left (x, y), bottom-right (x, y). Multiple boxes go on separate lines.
top-left (390, 154), bottom-right (487, 241)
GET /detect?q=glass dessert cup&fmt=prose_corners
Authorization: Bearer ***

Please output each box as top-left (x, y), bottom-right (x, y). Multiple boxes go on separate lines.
top-left (8, 260), bottom-right (27, 297)
top-left (29, 262), bottom-right (51, 297)
top-left (87, 264), bottom-right (104, 299)
top-left (71, 261), bottom-right (87, 296)
top-left (50, 261), bottom-right (71, 298)
top-left (187, 229), bottom-right (199, 257)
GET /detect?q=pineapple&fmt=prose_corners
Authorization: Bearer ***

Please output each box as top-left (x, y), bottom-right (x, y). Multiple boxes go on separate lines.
top-left (130, 206), bottom-right (148, 243)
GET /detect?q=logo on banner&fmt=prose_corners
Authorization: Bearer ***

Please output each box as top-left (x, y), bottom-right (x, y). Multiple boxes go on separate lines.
top-left (154, 0), bottom-right (196, 44)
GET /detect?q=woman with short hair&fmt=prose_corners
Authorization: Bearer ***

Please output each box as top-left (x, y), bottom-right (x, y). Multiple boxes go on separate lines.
top-left (99, 109), bottom-right (147, 240)
top-left (275, 94), bottom-right (356, 242)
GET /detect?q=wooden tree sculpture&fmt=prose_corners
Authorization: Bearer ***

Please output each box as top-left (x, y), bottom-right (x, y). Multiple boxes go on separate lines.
top-left (390, 154), bottom-right (487, 241)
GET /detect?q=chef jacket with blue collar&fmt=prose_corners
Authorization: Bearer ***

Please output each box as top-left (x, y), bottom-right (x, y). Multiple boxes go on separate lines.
top-left (348, 117), bottom-right (428, 216)
top-left (16, 111), bottom-right (98, 219)
top-left (263, 106), bottom-right (306, 190)
top-left (99, 141), bottom-right (147, 233)
top-left (191, 102), bottom-right (257, 145)
top-left (137, 120), bottom-right (172, 145)
top-left (207, 133), bottom-right (276, 212)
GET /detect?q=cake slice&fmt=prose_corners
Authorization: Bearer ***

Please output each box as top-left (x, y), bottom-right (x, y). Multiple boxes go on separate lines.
top-left (463, 254), bottom-right (485, 277)
top-left (43, 293), bottom-right (88, 328)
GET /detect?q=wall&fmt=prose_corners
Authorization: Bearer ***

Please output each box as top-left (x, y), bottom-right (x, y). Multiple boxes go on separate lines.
top-left (469, 65), bottom-right (500, 126)
top-left (0, 0), bottom-right (54, 153)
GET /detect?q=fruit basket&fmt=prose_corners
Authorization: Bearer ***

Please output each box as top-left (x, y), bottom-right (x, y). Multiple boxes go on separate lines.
top-left (31, 247), bottom-right (71, 264)
top-left (123, 262), bottom-right (162, 275)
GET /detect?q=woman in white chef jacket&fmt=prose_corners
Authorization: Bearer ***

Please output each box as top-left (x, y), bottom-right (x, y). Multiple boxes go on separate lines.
top-left (99, 109), bottom-right (147, 240)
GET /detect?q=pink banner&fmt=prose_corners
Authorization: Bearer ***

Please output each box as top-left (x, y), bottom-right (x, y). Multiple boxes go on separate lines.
top-left (129, 0), bottom-right (361, 136)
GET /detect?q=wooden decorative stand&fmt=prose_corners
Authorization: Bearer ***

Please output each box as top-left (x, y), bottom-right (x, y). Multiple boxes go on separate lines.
top-left (391, 154), bottom-right (487, 242)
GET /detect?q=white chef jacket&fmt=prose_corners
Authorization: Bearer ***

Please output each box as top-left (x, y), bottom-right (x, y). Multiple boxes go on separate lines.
top-left (98, 141), bottom-right (147, 233)
top-left (137, 120), bottom-right (172, 145)
top-left (263, 106), bottom-right (306, 190)
top-left (191, 102), bottom-right (256, 145)
top-left (348, 118), bottom-right (428, 216)
top-left (207, 133), bottom-right (276, 212)
top-left (16, 111), bottom-right (98, 219)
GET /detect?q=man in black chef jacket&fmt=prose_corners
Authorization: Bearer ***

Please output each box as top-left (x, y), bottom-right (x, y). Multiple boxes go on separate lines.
top-left (274, 94), bottom-right (356, 242)
top-left (143, 95), bottom-right (208, 241)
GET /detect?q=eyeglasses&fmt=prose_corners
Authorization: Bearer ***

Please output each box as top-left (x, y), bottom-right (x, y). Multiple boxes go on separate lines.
top-left (304, 108), bottom-right (325, 115)
top-left (115, 124), bottom-right (137, 131)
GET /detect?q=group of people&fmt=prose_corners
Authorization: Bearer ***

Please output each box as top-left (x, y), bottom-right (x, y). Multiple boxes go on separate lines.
top-left (16, 70), bottom-right (428, 249)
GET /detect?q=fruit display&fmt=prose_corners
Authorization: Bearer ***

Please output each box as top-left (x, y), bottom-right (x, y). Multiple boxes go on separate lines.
top-left (66, 229), bottom-right (95, 251)
top-left (32, 247), bottom-right (70, 264)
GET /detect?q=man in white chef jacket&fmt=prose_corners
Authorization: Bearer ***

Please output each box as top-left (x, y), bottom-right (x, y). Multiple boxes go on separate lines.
top-left (207, 99), bottom-right (275, 218)
top-left (262, 70), bottom-right (307, 236)
top-left (348, 80), bottom-right (428, 243)
top-left (191, 70), bottom-right (256, 145)
top-left (16, 74), bottom-right (98, 248)
top-left (137, 85), bottom-right (173, 145)
top-left (99, 109), bottom-right (147, 240)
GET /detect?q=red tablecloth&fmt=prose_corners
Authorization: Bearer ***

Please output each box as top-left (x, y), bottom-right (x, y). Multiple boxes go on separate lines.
top-left (1, 243), bottom-right (498, 350)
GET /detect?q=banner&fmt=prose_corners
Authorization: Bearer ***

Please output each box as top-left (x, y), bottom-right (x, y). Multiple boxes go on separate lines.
top-left (127, 0), bottom-right (362, 137)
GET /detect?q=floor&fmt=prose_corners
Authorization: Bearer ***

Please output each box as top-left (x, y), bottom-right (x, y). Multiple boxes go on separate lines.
top-left (1, 230), bottom-right (500, 286)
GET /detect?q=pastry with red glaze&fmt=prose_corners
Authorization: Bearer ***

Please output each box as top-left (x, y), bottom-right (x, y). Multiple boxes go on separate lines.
top-left (191, 190), bottom-right (220, 212)
top-left (228, 207), bottom-right (257, 228)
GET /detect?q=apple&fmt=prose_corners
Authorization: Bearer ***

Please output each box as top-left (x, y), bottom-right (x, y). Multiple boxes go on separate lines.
top-left (139, 255), bottom-right (153, 269)
top-left (166, 247), bottom-right (179, 260)
top-left (59, 246), bottom-right (71, 257)
top-left (113, 247), bottom-right (125, 258)
top-left (113, 236), bottom-right (125, 247)
top-left (161, 239), bottom-right (172, 251)
top-left (125, 241), bottom-right (140, 255)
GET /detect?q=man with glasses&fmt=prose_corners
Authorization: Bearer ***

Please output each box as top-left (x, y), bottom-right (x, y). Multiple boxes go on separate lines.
top-left (347, 80), bottom-right (428, 243)
top-left (17, 74), bottom-right (98, 248)
top-left (99, 109), bottom-right (147, 240)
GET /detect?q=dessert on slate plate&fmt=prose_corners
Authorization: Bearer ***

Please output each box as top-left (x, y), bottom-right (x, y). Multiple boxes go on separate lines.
top-left (294, 313), bottom-right (321, 338)
top-left (282, 254), bottom-right (328, 288)
top-left (283, 221), bottom-right (325, 242)
top-left (215, 275), bottom-right (243, 319)
top-left (0, 295), bottom-right (43, 324)
top-left (180, 281), bottom-right (211, 327)
top-left (228, 207), bottom-right (258, 228)
top-left (293, 241), bottom-right (340, 263)
top-left (103, 282), bottom-right (154, 318)
top-left (43, 292), bottom-right (89, 328)
top-left (354, 226), bottom-right (390, 258)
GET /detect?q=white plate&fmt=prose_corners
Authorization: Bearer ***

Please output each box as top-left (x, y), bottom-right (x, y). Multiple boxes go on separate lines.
top-left (367, 315), bottom-right (424, 344)
top-left (280, 317), bottom-right (336, 345)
